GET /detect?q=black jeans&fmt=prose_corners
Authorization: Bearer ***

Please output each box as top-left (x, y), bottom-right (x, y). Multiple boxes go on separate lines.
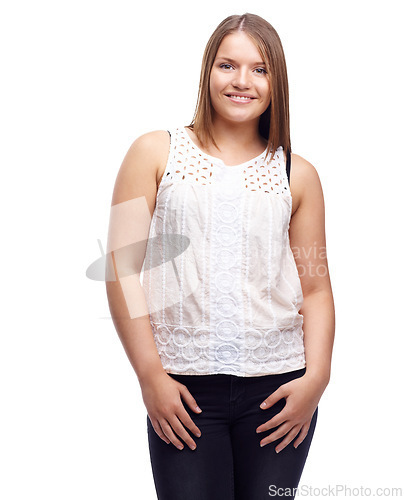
top-left (147, 367), bottom-right (318, 500)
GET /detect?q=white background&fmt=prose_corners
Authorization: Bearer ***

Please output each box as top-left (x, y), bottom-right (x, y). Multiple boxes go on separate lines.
top-left (1, 0), bottom-right (403, 498)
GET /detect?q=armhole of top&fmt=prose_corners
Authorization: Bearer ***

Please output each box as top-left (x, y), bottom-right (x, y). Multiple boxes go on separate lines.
top-left (286, 149), bottom-right (291, 187)
top-left (156, 129), bottom-right (174, 195)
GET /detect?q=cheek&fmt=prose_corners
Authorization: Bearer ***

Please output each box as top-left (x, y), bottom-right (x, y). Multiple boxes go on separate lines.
top-left (210, 70), bottom-right (229, 92)
top-left (210, 83), bottom-right (224, 107)
top-left (209, 75), bottom-right (218, 98)
top-left (261, 82), bottom-right (271, 104)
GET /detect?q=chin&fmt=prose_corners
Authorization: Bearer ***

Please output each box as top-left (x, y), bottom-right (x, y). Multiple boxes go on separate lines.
top-left (222, 113), bottom-right (263, 124)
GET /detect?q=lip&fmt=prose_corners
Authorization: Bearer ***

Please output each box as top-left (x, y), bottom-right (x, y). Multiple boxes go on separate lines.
top-left (225, 92), bottom-right (257, 98)
top-left (225, 94), bottom-right (256, 104)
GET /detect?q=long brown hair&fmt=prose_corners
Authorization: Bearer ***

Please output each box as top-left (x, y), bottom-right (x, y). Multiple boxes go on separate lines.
top-left (187, 13), bottom-right (291, 163)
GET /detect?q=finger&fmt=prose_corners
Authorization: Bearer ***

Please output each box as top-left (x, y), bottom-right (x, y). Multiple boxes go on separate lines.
top-left (150, 417), bottom-right (170, 444)
top-left (259, 422), bottom-right (292, 447)
top-left (167, 414), bottom-right (197, 451)
top-left (293, 422), bottom-right (310, 449)
top-left (260, 386), bottom-right (286, 410)
top-left (256, 410), bottom-right (287, 433)
top-left (159, 419), bottom-right (186, 450)
top-left (274, 425), bottom-right (302, 453)
top-left (178, 384), bottom-right (203, 414)
top-left (177, 407), bottom-right (202, 438)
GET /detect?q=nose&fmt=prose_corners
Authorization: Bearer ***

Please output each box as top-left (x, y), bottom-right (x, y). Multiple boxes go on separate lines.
top-left (232, 66), bottom-right (251, 89)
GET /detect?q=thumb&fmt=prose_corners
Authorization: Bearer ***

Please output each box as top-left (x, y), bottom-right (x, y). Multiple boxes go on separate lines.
top-left (178, 384), bottom-right (203, 414)
top-left (260, 386), bottom-right (285, 410)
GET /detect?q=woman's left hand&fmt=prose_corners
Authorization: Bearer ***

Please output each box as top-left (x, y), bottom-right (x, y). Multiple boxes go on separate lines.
top-left (256, 373), bottom-right (327, 453)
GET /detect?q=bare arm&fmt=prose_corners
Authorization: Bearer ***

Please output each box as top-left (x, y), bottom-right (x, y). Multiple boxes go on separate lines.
top-left (105, 131), bottom-right (168, 383)
top-left (105, 131), bottom-right (202, 450)
top-left (289, 153), bottom-right (335, 388)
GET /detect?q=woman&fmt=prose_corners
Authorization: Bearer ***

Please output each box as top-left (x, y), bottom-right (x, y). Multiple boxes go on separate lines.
top-left (106, 12), bottom-right (335, 500)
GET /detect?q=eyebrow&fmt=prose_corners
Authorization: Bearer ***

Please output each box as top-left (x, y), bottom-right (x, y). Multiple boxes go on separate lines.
top-left (216, 56), bottom-right (266, 66)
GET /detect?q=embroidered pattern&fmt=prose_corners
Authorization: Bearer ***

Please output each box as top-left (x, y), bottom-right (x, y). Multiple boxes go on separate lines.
top-left (143, 126), bottom-right (305, 377)
top-left (160, 128), bottom-right (289, 195)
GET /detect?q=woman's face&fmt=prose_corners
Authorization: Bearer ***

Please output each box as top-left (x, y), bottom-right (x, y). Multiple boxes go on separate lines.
top-left (209, 31), bottom-right (271, 126)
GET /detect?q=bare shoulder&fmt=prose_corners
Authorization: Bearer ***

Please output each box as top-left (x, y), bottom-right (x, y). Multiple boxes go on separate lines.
top-left (125, 130), bottom-right (170, 176)
top-left (283, 150), bottom-right (324, 216)
top-left (111, 130), bottom-right (170, 208)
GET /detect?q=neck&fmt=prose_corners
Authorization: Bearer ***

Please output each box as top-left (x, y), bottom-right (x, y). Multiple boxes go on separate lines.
top-left (209, 117), bottom-right (265, 154)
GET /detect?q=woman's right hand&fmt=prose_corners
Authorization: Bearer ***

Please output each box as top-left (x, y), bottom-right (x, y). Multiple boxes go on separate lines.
top-left (139, 371), bottom-right (203, 450)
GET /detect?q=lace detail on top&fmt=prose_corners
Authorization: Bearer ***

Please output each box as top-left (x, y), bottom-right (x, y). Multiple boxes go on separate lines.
top-left (142, 126), bottom-right (305, 377)
top-left (161, 127), bottom-right (289, 194)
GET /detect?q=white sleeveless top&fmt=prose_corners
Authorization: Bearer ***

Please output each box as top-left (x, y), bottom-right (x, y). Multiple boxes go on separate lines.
top-left (142, 126), bottom-right (306, 377)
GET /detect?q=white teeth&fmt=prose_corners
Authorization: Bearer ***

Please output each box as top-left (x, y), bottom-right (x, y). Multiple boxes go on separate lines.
top-left (228, 95), bottom-right (252, 100)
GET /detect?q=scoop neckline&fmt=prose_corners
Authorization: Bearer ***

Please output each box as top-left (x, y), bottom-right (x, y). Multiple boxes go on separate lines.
top-left (182, 126), bottom-right (269, 168)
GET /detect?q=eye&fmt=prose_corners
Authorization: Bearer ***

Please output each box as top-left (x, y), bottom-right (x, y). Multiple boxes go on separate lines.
top-left (219, 63), bottom-right (233, 70)
top-left (254, 67), bottom-right (267, 75)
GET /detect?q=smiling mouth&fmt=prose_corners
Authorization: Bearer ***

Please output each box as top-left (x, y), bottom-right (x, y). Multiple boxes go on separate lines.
top-left (225, 94), bottom-right (256, 101)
